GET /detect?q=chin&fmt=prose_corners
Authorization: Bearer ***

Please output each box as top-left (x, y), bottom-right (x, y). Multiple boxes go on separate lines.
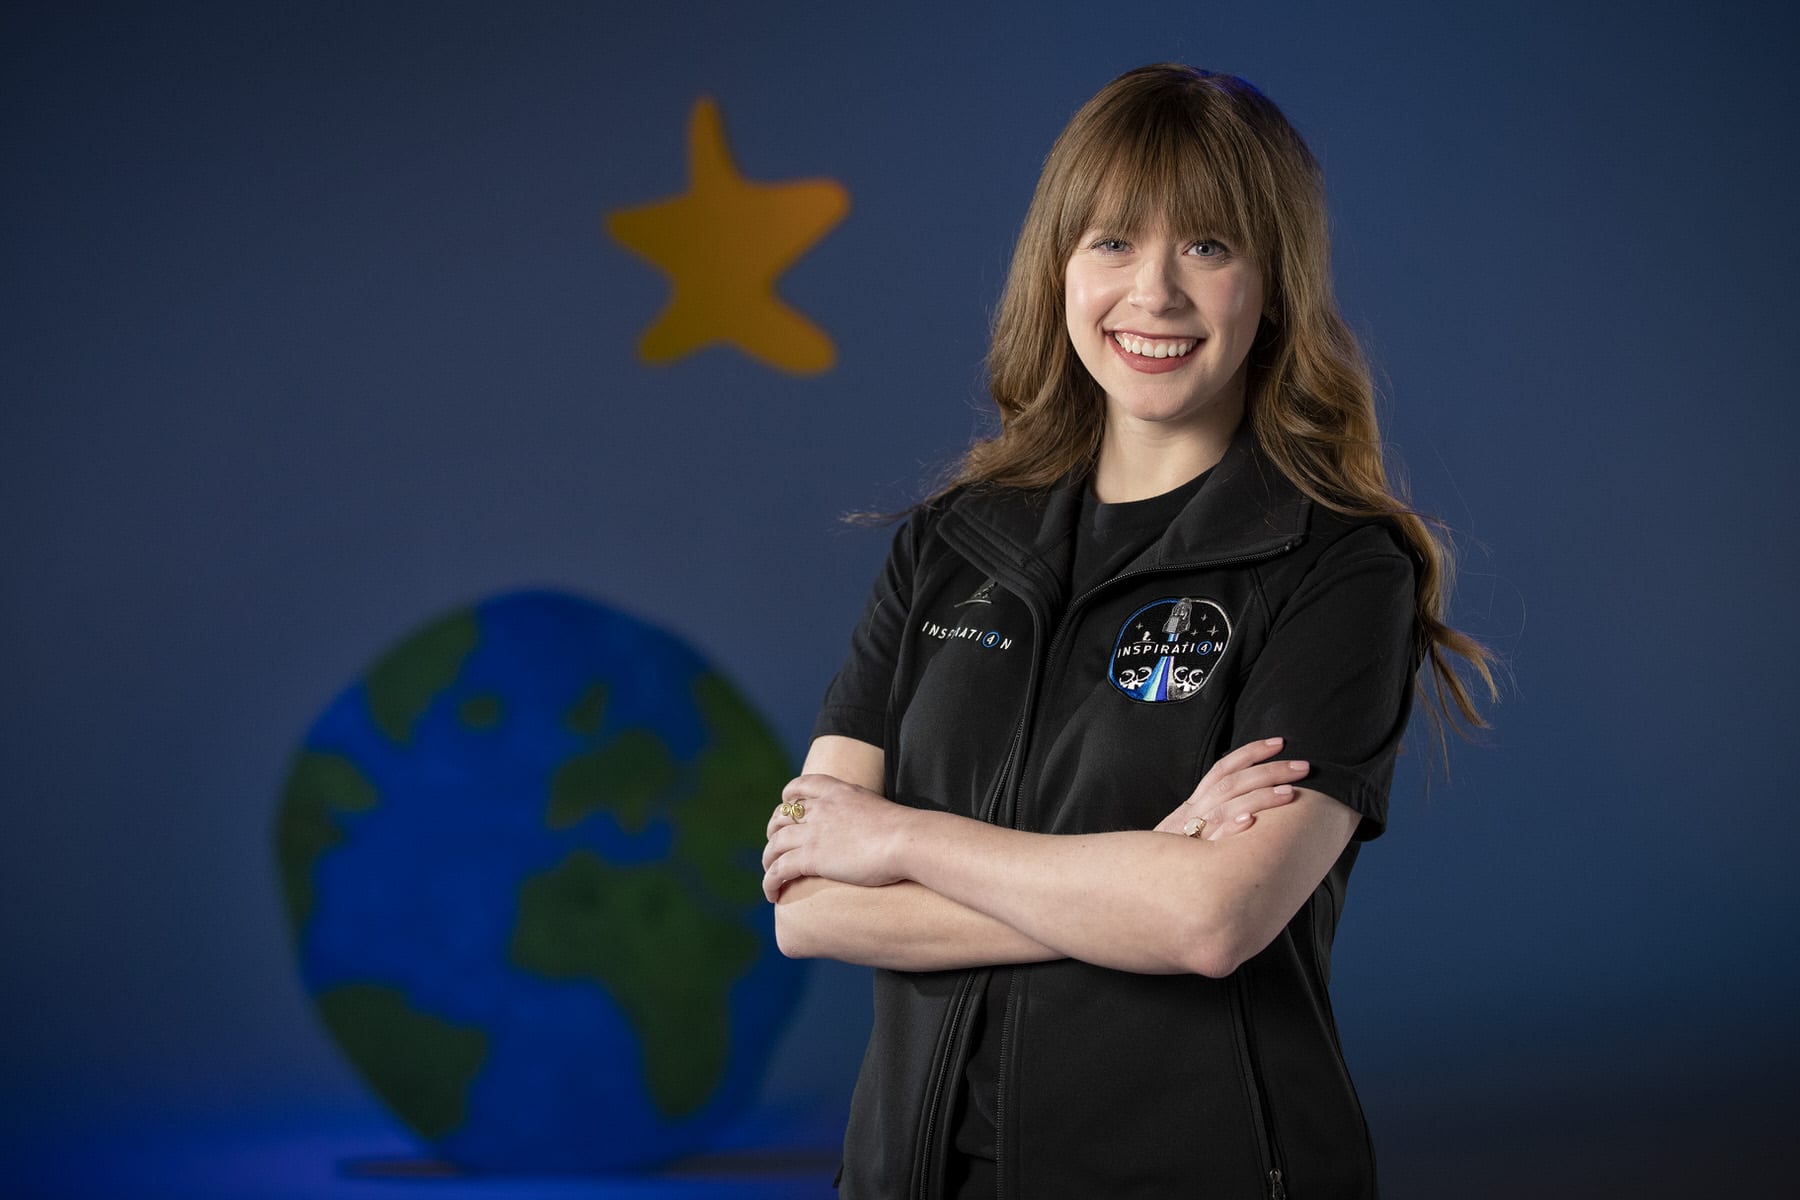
top-left (1110, 395), bottom-right (1227, 428)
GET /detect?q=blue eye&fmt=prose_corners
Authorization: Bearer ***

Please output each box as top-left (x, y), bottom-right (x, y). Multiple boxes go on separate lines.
top-left (1092, 237), bottom-right (1129, 252)
top-left (1189, 240), bottom-right (1226, 257)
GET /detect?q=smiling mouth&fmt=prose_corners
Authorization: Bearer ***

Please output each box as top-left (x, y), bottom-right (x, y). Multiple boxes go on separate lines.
top-left (1111, 332), bottom-right (1197, 359)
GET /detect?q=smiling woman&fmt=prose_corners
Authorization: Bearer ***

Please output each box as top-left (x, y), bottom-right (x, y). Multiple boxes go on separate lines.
top-left (1063, 224), bottom-right (1265, 499)
top-left (763, 64), bottom-right (1495, 1200)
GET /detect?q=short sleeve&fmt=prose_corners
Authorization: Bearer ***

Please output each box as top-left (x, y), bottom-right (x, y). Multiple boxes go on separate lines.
top-left (810, 511), bottom-right (928, 748)
top-left (1228, 523), bottom-right (1419, 840)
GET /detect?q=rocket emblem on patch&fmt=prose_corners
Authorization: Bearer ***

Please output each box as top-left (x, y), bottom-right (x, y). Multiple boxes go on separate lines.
top-left (1109, 597), bottom-right (1231, 703)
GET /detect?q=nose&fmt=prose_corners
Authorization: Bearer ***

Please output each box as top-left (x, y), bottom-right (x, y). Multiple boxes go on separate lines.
top-left (1128, 248), bottom-right (1185, 315)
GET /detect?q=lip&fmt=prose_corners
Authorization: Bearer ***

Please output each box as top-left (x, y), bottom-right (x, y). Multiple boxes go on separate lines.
top-left (1108, 331), bottom-right (1200, 375)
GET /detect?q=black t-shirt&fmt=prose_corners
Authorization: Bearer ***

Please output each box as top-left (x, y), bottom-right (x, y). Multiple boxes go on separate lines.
top-left (949, 469), bottom-right (1212, 1194)
top-left (1069, 469), bottom-right (1213, 598)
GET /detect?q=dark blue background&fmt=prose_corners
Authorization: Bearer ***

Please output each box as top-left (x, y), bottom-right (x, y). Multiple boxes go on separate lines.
top-left (4, 2), bottom-right (1796, 1195)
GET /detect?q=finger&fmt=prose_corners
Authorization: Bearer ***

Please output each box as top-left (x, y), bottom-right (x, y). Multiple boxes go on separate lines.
top-left (781, 773), bottom-right (842, 804)
top-left (762, 845), bottom-right (795, 902)
top-left (1203, 785), bottom-right (1298, 839)
top-left (1168, 761), bottom-right (1299, 833)
top-left (1162, 760), bottom-right (1281, 834)
top-left (1190, 737), bottom-right (1286, 801)
top-left (1197, 759), bottom-right (1308, 810)
top-left (1203, 736), bottom-right (1286, 783)
top-left (1198, 763), bottom-right (1305, 816)
top-left (761, 824), bottom-right (803, 870)
top-left (764, 842), bottom-right (814, 900)
top-left (766, 805), bottom-right (802, 841)
top-left (768, 787), bottom-right (821, 838)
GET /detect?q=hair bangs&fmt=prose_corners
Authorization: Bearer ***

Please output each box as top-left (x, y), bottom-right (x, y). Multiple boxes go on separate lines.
top-left (1061, 95), bottom-right (1262, 261)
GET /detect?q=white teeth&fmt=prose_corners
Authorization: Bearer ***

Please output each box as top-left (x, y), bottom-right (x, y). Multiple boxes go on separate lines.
top-left (1113, 332), bottom-right (1195, 359)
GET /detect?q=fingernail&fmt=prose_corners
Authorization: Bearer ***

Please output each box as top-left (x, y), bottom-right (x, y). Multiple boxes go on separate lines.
top-left (1273, 784), bottom-right (1293, 796)
top-left (1264, 737), bottom-right (1283, 746)
top-left (1235, 812), bottom-right (1252, 823)
top-left (1289, 761), bottom-right (1308, 772)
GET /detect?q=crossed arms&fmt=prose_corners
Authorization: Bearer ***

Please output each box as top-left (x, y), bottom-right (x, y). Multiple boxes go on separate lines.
top-left (764, 733), bottom-right (1360, 979)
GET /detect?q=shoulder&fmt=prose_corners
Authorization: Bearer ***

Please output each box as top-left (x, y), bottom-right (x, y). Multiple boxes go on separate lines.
top-left (1235, 433), bottom-right (1417, 590)
top-left (1220, 459), bottom-right (1417, 626)
top-left (877, 488), bottom-right (962, 573)
top-left (906, 478), bottom-right (1066, 556)
top-left (1265, 510), bottom-right (1418, 634)
top-left (860, 482), bottom-right (1011, 594)
top-left (1303, 507), bottom-right (1415, 568)
top-left (860, 485), bottom-right (965, 559)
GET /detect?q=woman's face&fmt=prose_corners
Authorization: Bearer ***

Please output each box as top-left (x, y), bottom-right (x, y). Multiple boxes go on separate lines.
top-left (1064, 218), bottom-right (1264, 443)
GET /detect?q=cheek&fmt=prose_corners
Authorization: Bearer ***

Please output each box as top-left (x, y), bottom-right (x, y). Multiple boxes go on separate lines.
top-left (1062, 264), bottom-right (1116, 334)
top-left (1062, 274), bottom-right (1091, 334)
top-left (1215, 274), bottom-right (1264, 337)
top-left (1063, 294), bottom-right (1096, 372)
top-left (1061, 276), bottom-right (1110, 382)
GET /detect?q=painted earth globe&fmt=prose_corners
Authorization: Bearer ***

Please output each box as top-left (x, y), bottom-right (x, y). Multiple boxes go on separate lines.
top-left (274, 590), bottom-right (803, 1170)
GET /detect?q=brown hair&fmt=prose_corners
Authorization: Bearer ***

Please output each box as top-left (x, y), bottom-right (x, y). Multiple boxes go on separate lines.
top-left (952, 63), bottom-right (1496, 743)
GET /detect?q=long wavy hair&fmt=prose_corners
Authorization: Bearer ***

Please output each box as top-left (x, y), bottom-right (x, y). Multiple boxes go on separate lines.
top-left (950, 63), bottom-right (1495, 741)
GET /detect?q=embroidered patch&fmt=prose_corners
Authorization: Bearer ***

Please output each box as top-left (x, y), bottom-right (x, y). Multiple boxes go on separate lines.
top-left (1109, 597), bottom-right (1231, 703)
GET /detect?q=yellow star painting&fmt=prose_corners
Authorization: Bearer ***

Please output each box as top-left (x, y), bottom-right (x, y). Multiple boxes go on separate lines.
top-left (606, 97), bottom-right (850, 375)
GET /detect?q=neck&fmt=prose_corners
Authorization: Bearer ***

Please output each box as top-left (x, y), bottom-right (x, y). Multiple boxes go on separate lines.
top-left (1092, 401), bottom-right (1243, 504)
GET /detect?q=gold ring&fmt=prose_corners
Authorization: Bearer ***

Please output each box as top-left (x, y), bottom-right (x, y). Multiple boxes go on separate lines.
top-left (780, 799), bottom-right (806, 822)
top-left (1182, 815), bottom-right (1207, 838)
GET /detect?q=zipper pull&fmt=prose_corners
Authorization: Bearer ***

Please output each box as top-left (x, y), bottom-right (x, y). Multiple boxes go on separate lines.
top-left (1267, 1168), bottom-right (1286, 1199)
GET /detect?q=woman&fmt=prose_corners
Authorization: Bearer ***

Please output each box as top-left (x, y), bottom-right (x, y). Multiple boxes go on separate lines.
top-left (762, 64), bottom-right (1493, 1199)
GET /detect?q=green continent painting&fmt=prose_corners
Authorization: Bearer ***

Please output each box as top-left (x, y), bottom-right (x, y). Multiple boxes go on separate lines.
top-left (274, 591), bottom-right (803, 1170)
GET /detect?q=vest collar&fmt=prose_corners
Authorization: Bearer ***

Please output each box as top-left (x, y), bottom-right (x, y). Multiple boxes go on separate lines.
top-left (938, 426), bottom-right (1311, 607)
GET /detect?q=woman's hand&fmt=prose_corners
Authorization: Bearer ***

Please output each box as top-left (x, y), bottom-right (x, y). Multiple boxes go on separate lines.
top-left (1153, 736), bottom-right (1308, 840)
top-left (762, 773), bottom-right (917, 902)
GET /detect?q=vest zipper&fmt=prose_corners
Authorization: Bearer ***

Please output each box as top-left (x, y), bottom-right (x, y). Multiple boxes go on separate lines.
top-left (910, 970), bottom-right (980, 1200)
top-left (910, 705), bottom-right (1029, 1200)
top-left (1230, 970), bottom-right (1287, 1197)
top-left (984, 542), bottom-right (1303, 1199)
top-left (992, 969), bottom-right (1018, 1197)
top-left (911, 573), bottom-right (1046, 1200)
top-left (920, 525), bottom-right (1302, 1197)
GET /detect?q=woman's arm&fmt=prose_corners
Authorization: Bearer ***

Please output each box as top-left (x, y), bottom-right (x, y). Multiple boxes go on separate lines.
top-left (770, 736), bottom-right (1060, 971)
top-left (769, 736), bottom-right (1314, 973)
top-left (775, 877), bottom-right (1059, 971)
top-left (768, 528), bottom-right (1415, 978)
top-left (768, 773), bottom-right (1356, 978)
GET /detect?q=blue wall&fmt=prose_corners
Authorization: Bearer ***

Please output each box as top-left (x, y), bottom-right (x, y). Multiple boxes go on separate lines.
top-left (3, 1), bottom-right (1796, 1195)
